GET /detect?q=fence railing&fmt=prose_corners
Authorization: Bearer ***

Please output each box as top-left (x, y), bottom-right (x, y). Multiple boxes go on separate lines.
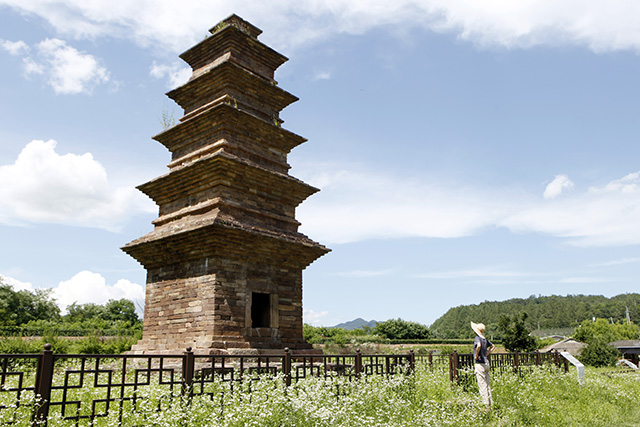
top-left (415, 352), bottom-right (450, 372)
top-left (1, 345), bottom-right (415, 426)
top-left (0, 345), bottom-right (568, 426)
top-left (447, 349), bottom-right (569, 382)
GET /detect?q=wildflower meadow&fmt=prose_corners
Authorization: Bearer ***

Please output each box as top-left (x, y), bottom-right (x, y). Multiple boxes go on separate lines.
top-left (2, 363), bottom-right (639, 426)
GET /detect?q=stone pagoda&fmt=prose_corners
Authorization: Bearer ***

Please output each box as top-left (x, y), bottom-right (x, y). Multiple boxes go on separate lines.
top-left (123, 15), bottom-right (329, 354)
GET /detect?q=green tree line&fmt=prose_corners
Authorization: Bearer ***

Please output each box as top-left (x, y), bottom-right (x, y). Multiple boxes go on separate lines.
top-left (0, 281), bottom-right (141, 336)
top-left (303, 318), bottom-right (432, 346)
top-left (430, 293), bottom-right (640, 339)
top-left (0, 281), bottom-right (143, 354)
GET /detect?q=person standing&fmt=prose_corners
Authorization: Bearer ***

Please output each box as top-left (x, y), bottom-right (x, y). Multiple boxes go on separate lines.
top-left (471, 321), bottom-right (495, 406)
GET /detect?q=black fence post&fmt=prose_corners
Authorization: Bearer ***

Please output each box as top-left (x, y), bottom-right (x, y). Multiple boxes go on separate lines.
top-left (283, 347), bottom-right (291, 386)
top-left (34, 343), bottom-right (54, 426)
top-left (535, 350), bottom-right (541, 366)
top-left (428, 351), bottom-right (433, 369)
top-left (408, 349), bottom-right (415, 373)
top-left (182, 347), bottom-right (195, 398)
top-left (449, 350), bottom-right (459, 383)
top-left (455, 350), bottom-right (459, 383)
top-left (355, 349), bottom-right (362, 379)
top-left (513, 351), bottom-right (519, 374)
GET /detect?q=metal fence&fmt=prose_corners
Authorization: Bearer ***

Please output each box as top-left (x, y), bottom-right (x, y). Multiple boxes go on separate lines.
top-left (448, 349), bottom-right (569, 383)
top-left (415, 352), bottom-right (450, 372)
top-left (0, 345), bottom-right (568, 426)
top-left (0, 345), bottom-right (414, 426)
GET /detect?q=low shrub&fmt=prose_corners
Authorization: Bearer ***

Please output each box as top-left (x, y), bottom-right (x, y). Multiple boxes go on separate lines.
top-left (0, 336), bottom-right (41, 354)
top-left (0, 333), bottom-right (141, 355)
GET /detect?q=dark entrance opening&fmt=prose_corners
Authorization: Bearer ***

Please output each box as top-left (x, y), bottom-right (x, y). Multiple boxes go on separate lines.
top-left (251, 292), bottom-right (271, 328)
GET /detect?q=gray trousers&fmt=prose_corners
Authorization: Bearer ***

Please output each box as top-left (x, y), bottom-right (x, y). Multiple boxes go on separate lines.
top-left (474, 362), bottom-right (493, 406)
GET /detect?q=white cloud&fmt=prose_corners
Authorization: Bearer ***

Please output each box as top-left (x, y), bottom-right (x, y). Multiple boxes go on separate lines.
top-left (558, 276), bottom-right (607, 284)
top-left (335, 269), bottom-right (392, 278)
top-left (412, 268), bottom-right (618, 286)
top-left (313, 71), bottom-right (332, 80)
top-left (0, 39), bottom-right (29, 55)
top-left (415, 268), bottom-right (527, 280)
top-left (594, 257), bottom-right (640, 267)
top-left (30, 38), bottom-right (109, 94)
top-left (504, 172), bottom-right (640, 246)
top-left (303, 308), bottom-right (329, 326)
top-left (297, 164), bottom-right (516, 244)
top-left (0, 1), bottom-right (639, 54)
top-left (52, 271), bottom-right (145, 313)
top-left (297, 163), bottom-right (640, 247)
top-left (3, 37), bottom-right (110, 94)
top-left (543, 174), bottom-right (574, 199)
top-left (150, 61), bottom-right (191, 88)
top-left (594, 171), bottom-right (640, 194)
top-left (0, 274), bottom-right (34, 291)
top-left (0, 140), bottom-right (154, 231)
top-left (22, 56), bottom-right (44, 75)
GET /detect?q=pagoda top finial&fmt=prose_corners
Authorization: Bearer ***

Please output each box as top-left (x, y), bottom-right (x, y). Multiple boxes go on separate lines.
top-left (210, 14), bottom-right (262, 39)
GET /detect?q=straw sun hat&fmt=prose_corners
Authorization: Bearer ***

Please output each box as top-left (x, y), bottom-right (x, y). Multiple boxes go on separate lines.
top-left (471, 322), bottom-right (486, 338)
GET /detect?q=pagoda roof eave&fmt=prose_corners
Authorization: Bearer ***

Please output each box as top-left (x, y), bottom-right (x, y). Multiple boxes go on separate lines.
top-left (152, 99), bottom-right (306, 154)
top-left (179, 24), bottom-right (287, 80)
top-left (166, 60), bottom-right (298, 114)
top-left (138, 150), bottom-right (319, 206)
top-left (122, 212), bottom-right (329, 270)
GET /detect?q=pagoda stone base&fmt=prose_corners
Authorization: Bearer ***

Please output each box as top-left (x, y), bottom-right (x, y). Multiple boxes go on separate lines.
top-left (128, 264), bottom-right (314, 355)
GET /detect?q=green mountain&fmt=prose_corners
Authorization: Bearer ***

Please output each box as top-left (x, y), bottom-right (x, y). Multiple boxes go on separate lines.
top-left (332, 318), bottom-right (378, 330)
top-left (430, 293), bottom-right (640, 339)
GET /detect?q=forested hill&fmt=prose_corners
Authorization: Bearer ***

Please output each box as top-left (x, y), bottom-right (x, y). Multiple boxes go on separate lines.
top-left (430, 293), bottom-right (640, 338)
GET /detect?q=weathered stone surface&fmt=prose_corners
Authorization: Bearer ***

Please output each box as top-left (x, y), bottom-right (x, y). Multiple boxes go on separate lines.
top-left (123, 14), bottom-right (329, 355)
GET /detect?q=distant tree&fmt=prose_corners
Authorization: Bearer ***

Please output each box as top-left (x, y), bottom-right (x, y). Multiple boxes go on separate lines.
top-left (32, 289), bottom-right (61, 320)
top-left (66, 302), bottom-right (107, 323)
top-left (301, 324), bottom-right (349, 344)
top-left (0, 284), bottom-right (60, 326)
top-left (580, 337), bottom-right (619, 367)
top-left (373, 318), bottom-right (431, 340)
top-left (0, 284), bottom-right (21, 325)
top-left (303, 323), bottom-right (318, 343)
top-left (64, 299), bottom-right (140, 327)
top-left (572, 318), bottom-right (638, 367)
top-left (573, 318), bottom-right (638, 344)
top-left (498, 312), bottom-right (537, 352)
top-left (104, 299), bottom-right (139, 324)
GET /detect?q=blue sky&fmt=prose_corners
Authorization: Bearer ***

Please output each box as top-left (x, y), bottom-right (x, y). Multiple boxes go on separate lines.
top-left (1, 1), bottom-right (640, 327)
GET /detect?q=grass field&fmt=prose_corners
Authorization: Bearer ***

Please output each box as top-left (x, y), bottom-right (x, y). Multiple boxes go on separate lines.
top-left (2, 362), bottom-right (639, 426)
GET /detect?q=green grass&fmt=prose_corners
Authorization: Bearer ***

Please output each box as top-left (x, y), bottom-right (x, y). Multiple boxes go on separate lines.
top-left (0, 333), bottom-right (141, 354)
top-left (491, 367), bottom-right (640, 426)
top-left (2, 365), bottom-right (639, 426)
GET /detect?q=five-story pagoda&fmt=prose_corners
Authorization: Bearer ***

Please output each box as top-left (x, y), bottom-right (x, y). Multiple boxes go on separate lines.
top-left (123, 15), bottom-right (329, 354)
